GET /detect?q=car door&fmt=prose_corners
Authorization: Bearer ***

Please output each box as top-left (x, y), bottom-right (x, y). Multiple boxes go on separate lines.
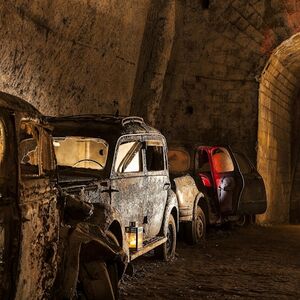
top-left (0, 110), bottom-right (19, 300)
top-left (14, 119), bottom-right (59, 300)
top-left (143, 137), bottom-right (169, 239)
top-left (204, 146), bottom-right (243, 215)
top-left (233, 152), bottom-right (267, 215)
top-left (195, 148), bottom-right (215, 197)
top-left (110, 136), bottom-right (145, 231)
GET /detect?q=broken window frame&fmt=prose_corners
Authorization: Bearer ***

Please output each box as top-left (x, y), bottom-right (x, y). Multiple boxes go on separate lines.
top-left (19, 120), bottom-right (56, 179)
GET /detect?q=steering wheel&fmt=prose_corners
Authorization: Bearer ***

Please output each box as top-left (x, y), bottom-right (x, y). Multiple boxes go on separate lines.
top-left (72, 159), bottom-right (104, 168)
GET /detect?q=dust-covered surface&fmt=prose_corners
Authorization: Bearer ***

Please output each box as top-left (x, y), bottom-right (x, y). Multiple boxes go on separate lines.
top-left (120, 225), bottom-right (300, 299)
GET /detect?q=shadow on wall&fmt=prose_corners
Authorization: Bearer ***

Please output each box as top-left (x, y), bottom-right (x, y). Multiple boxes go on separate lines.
top-left (257, 33), bottom-right (300, 224)
top-left (0, 0), bottom-right (150, 116)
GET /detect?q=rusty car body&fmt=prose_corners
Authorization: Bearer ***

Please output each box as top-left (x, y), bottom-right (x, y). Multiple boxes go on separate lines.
top-left (168, 144), bottom-right (267, 229)
top-left (0, 92), bottom-right (125, 300)
top-left (49, 115), bottom-right (179, 262)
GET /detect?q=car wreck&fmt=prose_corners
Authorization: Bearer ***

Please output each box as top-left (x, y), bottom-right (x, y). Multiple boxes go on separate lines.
top-left (48, 115), bottom-right (179, 262)
top-left (168, 144), bottom-right (267, 229)
top-left (0, 92), bottom-right (126, 300)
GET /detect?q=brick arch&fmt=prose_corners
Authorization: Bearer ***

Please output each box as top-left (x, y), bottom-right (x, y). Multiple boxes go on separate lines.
top-left (257, 33), bottom-right (300, 224)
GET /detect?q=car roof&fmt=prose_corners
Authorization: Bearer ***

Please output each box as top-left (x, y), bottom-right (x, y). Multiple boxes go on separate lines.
top-left (48, 114), bottom-right (162, 141)
top-left (0, 91), bottom-right (41, 117)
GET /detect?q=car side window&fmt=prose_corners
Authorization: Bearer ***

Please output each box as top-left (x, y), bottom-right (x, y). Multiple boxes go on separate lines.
top-left (19, 122), bottom-right (39, 176)
top-left (145, 140), bottom-right (165, 171)
top-left (115, 141), bottom-right (143, 173)
top-left (212, 147), bottom-right (234, 173)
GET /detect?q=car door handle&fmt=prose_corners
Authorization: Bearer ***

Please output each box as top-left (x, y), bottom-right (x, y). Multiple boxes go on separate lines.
top-left (163, 183), bottom-right (171, 190)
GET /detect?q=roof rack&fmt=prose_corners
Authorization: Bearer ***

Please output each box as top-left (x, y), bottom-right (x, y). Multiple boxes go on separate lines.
top-left (121, 116), bottom-right (144, 126)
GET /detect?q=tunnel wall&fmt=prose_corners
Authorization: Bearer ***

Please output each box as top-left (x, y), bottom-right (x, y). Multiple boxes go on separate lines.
top-left (290, 93), bottom-right (300, 222)
top-left (2, 1), bottom-right (300, 223)
top-left (158, 0), bottom-right (300, 163)
top-left (0, 0), bottom-right (151, 115)
top-left (257, 54), bottom-right (297, 223)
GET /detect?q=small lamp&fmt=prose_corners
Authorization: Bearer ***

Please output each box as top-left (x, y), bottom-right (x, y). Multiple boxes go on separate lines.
top-left (125, 221), bottom-right (143, 251)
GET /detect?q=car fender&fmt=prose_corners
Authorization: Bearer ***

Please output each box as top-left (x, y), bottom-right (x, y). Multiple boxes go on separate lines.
top-left (56, 223), bottom-right (127, 299)
top-left (89, 202), bottom-right (129, 257)
top-left (173, 174), bottom-right (200, 222)
top-left (193, 192), bottom-right (209, 222)
top-left (161, 189), bottom-right (179, 235)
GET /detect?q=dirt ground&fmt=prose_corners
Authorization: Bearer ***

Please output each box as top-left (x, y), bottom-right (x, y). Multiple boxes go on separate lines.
top-left (120, 225), bottom-right (300, 300)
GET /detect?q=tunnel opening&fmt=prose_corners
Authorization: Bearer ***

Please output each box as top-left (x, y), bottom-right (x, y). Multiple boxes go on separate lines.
top-left (257, 33), bottom-right (300, 224)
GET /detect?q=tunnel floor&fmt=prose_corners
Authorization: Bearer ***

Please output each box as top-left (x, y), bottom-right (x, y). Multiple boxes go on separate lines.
top-left (120, 225), bottom-right (300, 299)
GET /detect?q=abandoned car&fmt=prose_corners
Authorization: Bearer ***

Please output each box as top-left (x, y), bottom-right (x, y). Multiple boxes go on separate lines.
top-left (48, 115), bottom-right (179, 262)
top-left (168, 144), bottom-right (267, 229)
top-left (0, 92), bottom-right (125, 300)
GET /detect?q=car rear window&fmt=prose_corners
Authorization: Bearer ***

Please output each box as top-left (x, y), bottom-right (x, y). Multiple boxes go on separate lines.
top-left (53, 136), bottom-right (108, 170)
top-left (233, 152), bottom-right (252, 174)
top-left (168, 149), bottom-right (190, 173)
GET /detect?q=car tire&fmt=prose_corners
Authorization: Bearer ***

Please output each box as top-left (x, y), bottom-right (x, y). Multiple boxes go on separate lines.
top-left (78, 259), bottom-right (116, 300)
top-left (185, 206), bottom-right (206, 245)
top-left (105, 230), bottom-right (120, 299)
top-left (235, 214), bottom-right (255, 227)
top-left (77, 231), bottom-right (120, 300)
top-left (154, 214), bottom-right (176, 261)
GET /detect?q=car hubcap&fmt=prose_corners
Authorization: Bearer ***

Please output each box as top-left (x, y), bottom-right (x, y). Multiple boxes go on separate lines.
top-left (195, 214), bottom-right (204, 240)
top-left (166, 224), bottom-right (173, 255)
top-left (236, 215), bottom-right (246, 226)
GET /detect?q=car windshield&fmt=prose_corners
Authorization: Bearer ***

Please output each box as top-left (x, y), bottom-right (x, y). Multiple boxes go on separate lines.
top-left (53, 136), bottom-right (108, 170)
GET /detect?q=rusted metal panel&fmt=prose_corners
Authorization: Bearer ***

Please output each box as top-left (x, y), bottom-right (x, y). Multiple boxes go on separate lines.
top-left (50, 115), bottom-right (179, 262)
top-left (15, 178), bottom-right (59, 300)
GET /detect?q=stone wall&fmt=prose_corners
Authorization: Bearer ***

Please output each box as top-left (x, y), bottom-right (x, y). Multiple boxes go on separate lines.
top-left (0, 0), bottom-right (150, 115)
top-left (257, 48), bottom-right (298, 223)
top-left (2, 0), bottom-right (300, 223)
top-left (158, 0), bottom-right (300, 163)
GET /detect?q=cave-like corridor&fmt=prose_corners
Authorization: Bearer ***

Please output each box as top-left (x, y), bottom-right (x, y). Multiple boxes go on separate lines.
top-left (1, 0), bottom-right (300, 299)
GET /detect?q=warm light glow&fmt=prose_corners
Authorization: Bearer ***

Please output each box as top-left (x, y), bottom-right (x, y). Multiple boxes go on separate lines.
top-left (126, 226), bottom-right (143, 251)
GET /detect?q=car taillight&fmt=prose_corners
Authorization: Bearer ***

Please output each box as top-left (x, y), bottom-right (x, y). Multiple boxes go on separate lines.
top-left (199, 174), bottom-right (212, 188)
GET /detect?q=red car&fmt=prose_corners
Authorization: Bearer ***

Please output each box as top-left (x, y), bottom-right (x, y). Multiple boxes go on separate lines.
top-left (168, 145), bottom-right (267, 227)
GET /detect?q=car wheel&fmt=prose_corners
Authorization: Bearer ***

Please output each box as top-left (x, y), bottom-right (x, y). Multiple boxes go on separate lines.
top-left (154, 214), bottom-right (176, 261)
top-left (235, 214), bottom-right (255, 227)
top-left (105, 230), bottom-right (120, 299)
top-left (77, 231), bottom-right (120, 300)
top-left (78, 259), bottom-right (116, 300)
top-left (235, 214), bottom-right (246, 227)
top-left (185, 206), bottom-right (206, 245)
